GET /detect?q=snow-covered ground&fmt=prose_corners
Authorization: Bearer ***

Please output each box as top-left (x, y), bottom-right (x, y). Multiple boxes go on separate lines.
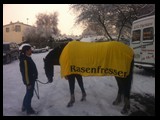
top-left (3, 51), bottom-right (155, 116)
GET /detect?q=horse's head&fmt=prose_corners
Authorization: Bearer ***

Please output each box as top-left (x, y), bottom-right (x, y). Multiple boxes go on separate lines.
top-left (43, 43), bottom-right (68, 83)
top-left (43, 56), bottom-right (53, 83)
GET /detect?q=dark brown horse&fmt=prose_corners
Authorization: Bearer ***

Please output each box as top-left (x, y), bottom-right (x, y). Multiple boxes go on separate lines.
top-left (43, 41), bottom-right (134, 114)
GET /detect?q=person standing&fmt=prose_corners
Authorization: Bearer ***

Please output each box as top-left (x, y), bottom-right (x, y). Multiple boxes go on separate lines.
top-left (19, 44), bottom-right (38, 115)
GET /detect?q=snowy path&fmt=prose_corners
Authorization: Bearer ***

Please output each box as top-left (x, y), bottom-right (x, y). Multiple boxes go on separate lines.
top-left (3, 51), bottom-right (155, 116)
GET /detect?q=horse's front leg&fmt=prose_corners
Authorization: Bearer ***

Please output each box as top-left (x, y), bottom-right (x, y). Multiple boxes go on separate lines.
top-left (81, 92), bottom-right (86, 101)
top-left (75, 74), bottom-right (87, 101)
top-left (66, 75), bottom-right (75, 107)
top-left (67, 94), bottom-right (75, 107)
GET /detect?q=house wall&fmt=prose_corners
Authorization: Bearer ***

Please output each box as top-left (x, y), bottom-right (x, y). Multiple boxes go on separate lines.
top-left (3, 22), bottom-right (32, 44)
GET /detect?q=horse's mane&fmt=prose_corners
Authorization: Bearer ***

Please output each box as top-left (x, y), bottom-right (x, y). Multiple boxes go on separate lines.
top-left (45, 42), bottom-right (68, 64)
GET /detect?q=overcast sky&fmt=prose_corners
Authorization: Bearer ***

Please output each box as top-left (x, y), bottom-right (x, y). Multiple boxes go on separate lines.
top-left (3, 4), bottom-right (83, 35)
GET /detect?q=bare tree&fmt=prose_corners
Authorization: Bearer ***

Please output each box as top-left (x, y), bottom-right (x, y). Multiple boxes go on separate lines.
top-left (70, 4), bottom-right (118, 40)
top-left (115, 4), bottom-right (155, 40)
top-left (23, 12), bottom-right (60, 48)
top-left (23, 26), bottom-right (38, 45)
top-left (70, 4), bottom-right (155, 41)
top-left (36, 12), bottom-right (60, 38)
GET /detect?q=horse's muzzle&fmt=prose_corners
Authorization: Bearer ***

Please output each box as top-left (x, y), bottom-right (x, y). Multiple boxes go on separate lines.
top-left (48, 77), bottom-right (53, 83)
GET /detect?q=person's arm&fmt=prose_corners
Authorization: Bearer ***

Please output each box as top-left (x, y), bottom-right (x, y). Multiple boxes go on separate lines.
top-left (24, 60), bottom-right (30, 85)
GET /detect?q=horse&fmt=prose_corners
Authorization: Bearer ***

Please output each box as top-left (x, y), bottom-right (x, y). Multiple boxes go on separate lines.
top-left (43, 41), bottom-right (134, 114)
top-left (43, 42), bottom-right (87, 107)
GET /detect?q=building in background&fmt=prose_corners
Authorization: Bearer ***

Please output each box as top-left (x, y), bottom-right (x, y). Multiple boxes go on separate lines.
top-left (3, 21), bottom-right (32, 44)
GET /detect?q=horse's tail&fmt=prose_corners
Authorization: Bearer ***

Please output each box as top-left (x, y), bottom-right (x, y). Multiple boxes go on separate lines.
top-left (130, 56), bottom-right (134, 84)
top-left (126, 56), bottom-right (134, 99)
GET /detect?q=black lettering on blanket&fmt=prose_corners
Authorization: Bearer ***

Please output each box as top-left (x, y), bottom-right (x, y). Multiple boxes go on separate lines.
top-left (70, 65), bottom-right (127, 77)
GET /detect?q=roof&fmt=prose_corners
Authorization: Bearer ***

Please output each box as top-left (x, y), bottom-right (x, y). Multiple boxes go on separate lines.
top-left (3, 21), bottom-right (33, 28)
top-left (3, 42), bottom-right (16, 44)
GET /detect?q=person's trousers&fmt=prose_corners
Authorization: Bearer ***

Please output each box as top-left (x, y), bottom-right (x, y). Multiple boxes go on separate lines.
top-left (22, 81), bottom-right (35, 112)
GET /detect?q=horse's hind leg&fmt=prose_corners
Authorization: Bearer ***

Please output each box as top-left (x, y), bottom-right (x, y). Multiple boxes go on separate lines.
top-left (113, 77), bottom-right (123, 105)
top-left (114, 76), bottom-right (130, 114)
top-left (121, 59), bottom-right (134, 114)
top-left (121, 75), bottom-right (132, 114)
top-left (76, 74), bottom-right (87, 101)
top-left (67, 75), bottom-right (75, 107)
top-left (121, 96), bottom-right (130, 114)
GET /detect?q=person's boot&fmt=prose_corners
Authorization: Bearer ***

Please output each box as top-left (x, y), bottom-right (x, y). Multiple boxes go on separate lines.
top-left (67, 94), bottom-right (75, 107)
top-left (21, 106), bottom-right (26, 112)
top-left (27, 108), bottom-right (36, 115)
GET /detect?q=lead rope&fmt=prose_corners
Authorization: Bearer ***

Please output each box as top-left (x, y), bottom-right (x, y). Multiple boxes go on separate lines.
top-left (36, 79), bottom-right (49, 84)
top-left (34, 79), bottom-right (50, 99)
top-left (34, 80), bottom-right (40, 99)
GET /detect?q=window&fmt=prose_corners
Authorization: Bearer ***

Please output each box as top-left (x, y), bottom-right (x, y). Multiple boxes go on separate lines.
top-left (6, 28), bottom-right (9, 32)
top-left (22, 36), bottom-right (25, 41)
top-left (143, 27), bottom-right (154, 41)
top-left (132, 30), bottom-right (141, 42)
top-left (3, 44), bottom-right (9, 51)
top-left (15, 25), bottom-right (21, 32)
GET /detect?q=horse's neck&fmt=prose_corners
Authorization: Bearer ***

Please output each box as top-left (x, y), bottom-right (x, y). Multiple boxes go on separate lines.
top-left (50, 45), bottom-right (65, 65)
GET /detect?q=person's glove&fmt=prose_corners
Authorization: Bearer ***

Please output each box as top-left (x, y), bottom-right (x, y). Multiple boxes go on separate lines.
top-left (27, 85), bottom-right (32, 89)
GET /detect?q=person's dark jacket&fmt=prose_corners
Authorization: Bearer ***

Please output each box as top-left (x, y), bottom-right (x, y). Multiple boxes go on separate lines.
top-left (19, 53), bottom-right (38, 86)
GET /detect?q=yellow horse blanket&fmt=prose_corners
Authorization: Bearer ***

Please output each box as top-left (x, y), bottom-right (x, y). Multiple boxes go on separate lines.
top-left (60, 41), bottom-right (134, 78)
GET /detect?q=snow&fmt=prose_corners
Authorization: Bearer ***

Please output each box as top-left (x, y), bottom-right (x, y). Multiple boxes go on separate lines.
top-left (80, 37), bottom-right (95, 42)
top-left (3, 51), bottom-right (155, 116)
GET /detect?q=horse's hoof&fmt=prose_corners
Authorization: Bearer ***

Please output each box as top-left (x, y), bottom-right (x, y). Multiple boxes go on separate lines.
top-left (67, 102), bottom-right (73, 107)
top-left (81, 97), bottom-right (86, 101)
top-left (121, 108), bottom-right (128, 114)
top-left (112, 100), bottom-right (121, 105)
top-left (67, 101), bottom-right (75, 107)
top-left (81, 93), bottom-right (86, 101)
top-left (121, 105), bottom-right (130, 114)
